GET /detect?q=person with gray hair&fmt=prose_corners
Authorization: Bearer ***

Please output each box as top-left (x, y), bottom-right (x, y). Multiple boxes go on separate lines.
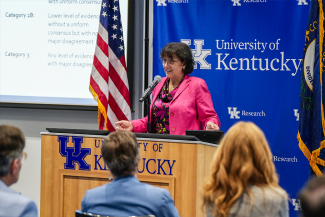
top-left (299, 175), bottom-right (325, 217)
top-left (81, 131), bottom-right (179, 217)
top-left (0, 125), bottom-right (38, 217)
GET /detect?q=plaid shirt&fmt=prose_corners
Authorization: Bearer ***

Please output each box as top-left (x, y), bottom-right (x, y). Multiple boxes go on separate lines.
top-left (206, 186), bottom-right (289, 217)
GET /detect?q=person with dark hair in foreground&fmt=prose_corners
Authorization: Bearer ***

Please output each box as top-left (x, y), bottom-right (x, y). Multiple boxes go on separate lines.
top-left (116, 42), bottom-right (220, 135)
top-left (81, 131), bottom-right (179, 217)
top-left (0, 125), bottom-right (38, 217)
top-left (202, 121), bottom-right (288, 217)
top-left (299, 175), bottom-right (325, 217)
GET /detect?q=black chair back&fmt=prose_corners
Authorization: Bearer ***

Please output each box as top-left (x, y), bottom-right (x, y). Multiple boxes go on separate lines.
top-left (75, 210), bottom-right (155, 217)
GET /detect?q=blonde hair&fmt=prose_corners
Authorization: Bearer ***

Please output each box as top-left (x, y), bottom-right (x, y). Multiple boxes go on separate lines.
top-left (202, 121), bottom-right (282, 217)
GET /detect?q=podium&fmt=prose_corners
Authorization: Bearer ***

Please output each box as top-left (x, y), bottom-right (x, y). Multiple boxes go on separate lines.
top-left (40, 132), bottom-right (219, 217)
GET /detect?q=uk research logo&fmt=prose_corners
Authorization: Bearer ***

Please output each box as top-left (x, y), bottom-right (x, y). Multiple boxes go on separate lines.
top-left (292, 199), bottom-right (302, 211)
top-left (156, 0), bottom-right (188, 6)
top-left (228, 107), bottom-right (240, 119)
top-left (273, 155), bottom-right (298, 162)
top-left (232, 0), bottom-right (267, 5)
top-left (232, 0), bottom-right (241, 6)
top-left (157, 0), bottom-right (167, 6)
top-left (294, 109), bottom-right (299, 121)
top-left (58, 136), bottom-right (91, 170)
top-left (297, 0), bottom-right (308, 5)
top-left (228, 107), bottom-right (266, 119)
top-left (168, 0), bottom-right (189, 2)
top-left (181, 39), bottom-right (211, 69)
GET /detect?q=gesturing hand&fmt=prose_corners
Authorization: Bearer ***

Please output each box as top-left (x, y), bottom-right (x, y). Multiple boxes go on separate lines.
top-left (205, 122), bottom-right (220, 131)
top-left (115, 120), bottom-right (134, 132)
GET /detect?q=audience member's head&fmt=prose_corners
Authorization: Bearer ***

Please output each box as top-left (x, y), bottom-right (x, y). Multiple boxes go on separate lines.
top-left (101, 131), bottom-right (139, 179)
top-left (299, 175), bottom-right (325, 217)
top-left (0, 125), bottom-right (25, 186)
top-left (203, 121), bottom-right (280, 217)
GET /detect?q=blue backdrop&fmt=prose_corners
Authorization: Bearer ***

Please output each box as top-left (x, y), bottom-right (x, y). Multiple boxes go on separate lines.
top-left (153, 0), bottom-right (310, 216)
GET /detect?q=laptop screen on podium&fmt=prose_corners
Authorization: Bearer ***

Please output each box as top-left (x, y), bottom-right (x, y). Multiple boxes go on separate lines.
top-left (185, 130), bottom-right (224, 144)
top-left (46, 128), bottom-right (110, 135)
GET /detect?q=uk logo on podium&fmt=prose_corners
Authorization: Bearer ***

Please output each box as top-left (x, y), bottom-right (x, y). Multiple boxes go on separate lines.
top-left (58, 136), bottom-right (91, 170)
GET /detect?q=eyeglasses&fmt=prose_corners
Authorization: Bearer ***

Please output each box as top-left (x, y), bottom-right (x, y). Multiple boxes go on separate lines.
top-left (18, 151), bottom-right (27, 162)
top-left (159, 59), bottom-right (179, 66)
top-left (23, 151), bottom-right (27, 160)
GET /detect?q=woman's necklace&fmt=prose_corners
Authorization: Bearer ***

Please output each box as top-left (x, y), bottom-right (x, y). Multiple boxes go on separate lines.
top-left (169, 83), bottom-right (177, 91)
top-left (169, 78), bottom-right (184, 91)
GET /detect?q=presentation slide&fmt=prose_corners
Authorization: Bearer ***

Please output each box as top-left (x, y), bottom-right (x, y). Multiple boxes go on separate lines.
top-left (0, 0), bottom-right (128, 106)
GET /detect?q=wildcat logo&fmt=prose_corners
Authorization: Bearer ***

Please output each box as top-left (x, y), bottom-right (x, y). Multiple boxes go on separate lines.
top-left (292, 199), bottom-right (302, 211)
top-left (58, 136), bottom-right (91, 170)
top-left (294, 109), bottom-right (299, 121)
top-left (228, 107), bottom-right (240, 119)
top-left (232, 0), bottom-right (241, 6)
top-left (157, 0), bottom-right (167, 6)
top-left (297, 0), bottom-right (308, 5)
top-left (181, 39), bottom-right (211, 69)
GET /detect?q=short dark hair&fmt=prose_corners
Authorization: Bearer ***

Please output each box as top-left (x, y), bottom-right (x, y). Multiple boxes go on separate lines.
top-left (160, 42), bottom-right (195, 74)
top-left (0, 125), bottom-right (25, 177)
top-left (101, 131), bottom-right (139, 178)
top-left (299, 175), bottom-right (325, 217)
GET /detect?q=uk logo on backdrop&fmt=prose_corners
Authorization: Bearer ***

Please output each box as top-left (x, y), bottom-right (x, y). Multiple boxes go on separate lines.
top-left (273, 155), bottom-right (298, 162)
top-left (181, 39), bottom-right (211, 69)
top-left (228, 107), bottom-right (266, 119)
top-left (231, 0), bottom-right (268, 6)
top-left (156, 0), bottom-right (189, 6)
top-left (294, 109), bottom-right (299, 121)
top-left (228, 107), bottom-right (240, 119)
top-left (156, 0), bottom-right (167, 6)
top-left (297, 0), bottom-right (308, 5)
top-left (179, 39), bottom-right (301, 75)
top-left (292, 199), bottom-right (302, 211)
top-left (232, 0), bottom-right (241, 6)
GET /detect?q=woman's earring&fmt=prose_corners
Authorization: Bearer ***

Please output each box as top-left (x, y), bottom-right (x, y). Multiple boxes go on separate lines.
top-left (108, 172), bottom-right (111, 181)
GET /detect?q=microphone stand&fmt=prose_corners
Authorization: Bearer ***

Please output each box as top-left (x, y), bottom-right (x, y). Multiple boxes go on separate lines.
top-left (145, 97), bottom-right (151, 133)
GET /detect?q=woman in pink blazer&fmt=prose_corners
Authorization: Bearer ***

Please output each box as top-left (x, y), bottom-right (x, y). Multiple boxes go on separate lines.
top-left (116, 42), bottom-right (220, 135)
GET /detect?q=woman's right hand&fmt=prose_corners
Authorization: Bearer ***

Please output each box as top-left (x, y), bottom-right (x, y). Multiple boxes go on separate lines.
top-left (115, 120), bottom-right (134, 132)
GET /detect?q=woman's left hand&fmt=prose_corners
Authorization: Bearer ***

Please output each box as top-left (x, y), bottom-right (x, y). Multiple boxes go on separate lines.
top-left (205, 122), bottom-right (220, 131)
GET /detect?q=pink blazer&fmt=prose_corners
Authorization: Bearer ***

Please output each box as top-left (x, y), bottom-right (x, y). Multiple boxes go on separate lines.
top-left (131, 75), bottom-right (221, 135)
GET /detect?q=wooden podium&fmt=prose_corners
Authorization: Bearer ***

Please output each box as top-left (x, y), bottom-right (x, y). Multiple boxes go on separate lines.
top-left (40, 132), bottom-right (218, 217)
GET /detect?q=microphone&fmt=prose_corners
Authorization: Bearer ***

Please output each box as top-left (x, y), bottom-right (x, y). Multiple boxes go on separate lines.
top-left (139, 75), bottom-right (162, 102)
